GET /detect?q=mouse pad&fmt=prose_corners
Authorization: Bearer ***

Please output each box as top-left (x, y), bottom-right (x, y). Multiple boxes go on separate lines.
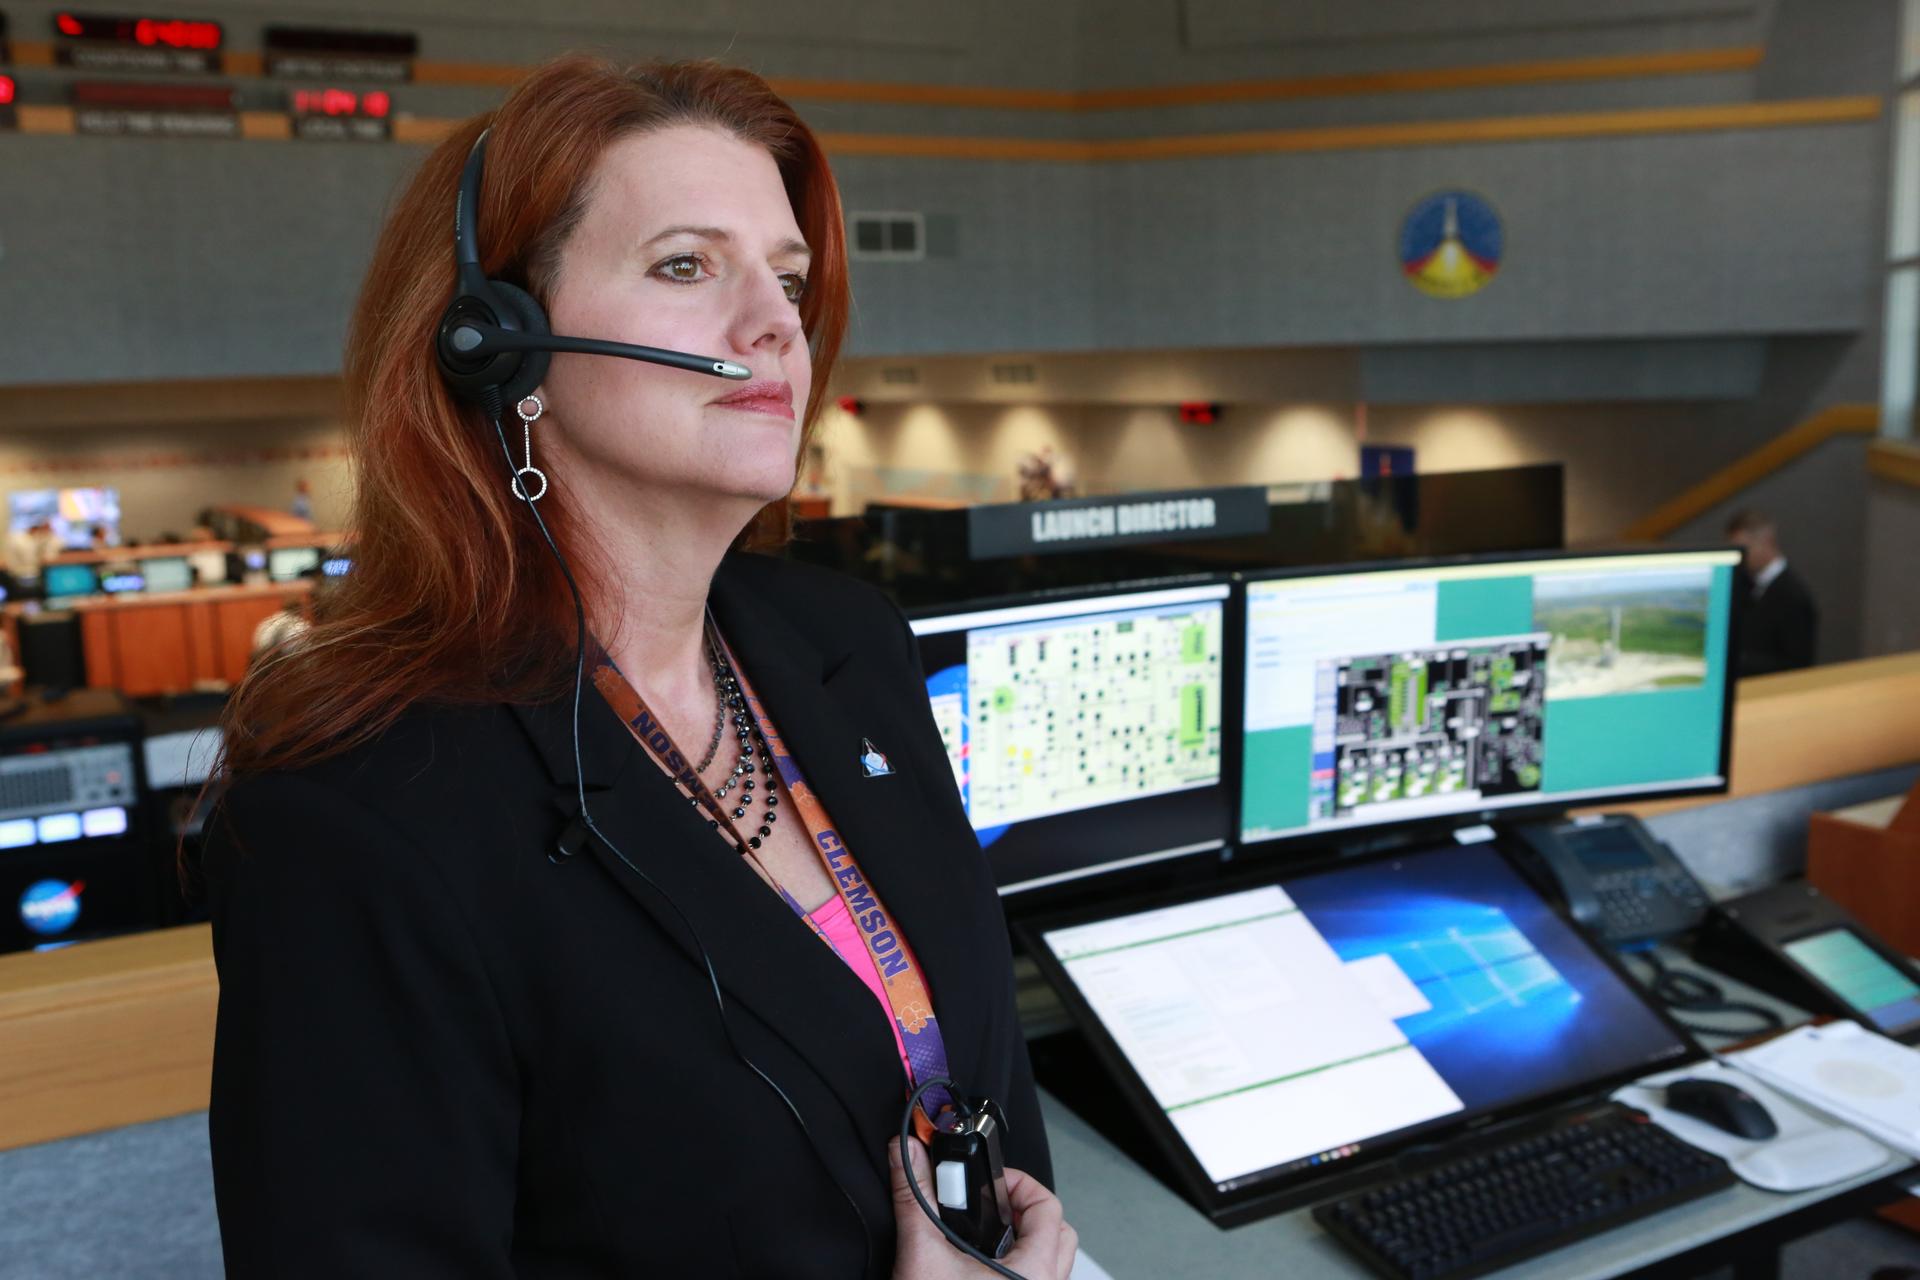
top-left (1614, 1060), bottom-right (1895, 1193)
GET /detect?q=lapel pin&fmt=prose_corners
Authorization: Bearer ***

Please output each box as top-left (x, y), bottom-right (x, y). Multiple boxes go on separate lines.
top-left (860, 738), bottom-right (895, 778)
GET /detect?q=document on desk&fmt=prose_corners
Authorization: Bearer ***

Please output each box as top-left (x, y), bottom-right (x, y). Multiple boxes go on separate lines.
top-left (1732, 1020), bottom-right (1920, 1156)
top-left (1070, 1249), bottom-right (1114, 1280)
top-left (1045, 885), bottom-right (1464, 1187)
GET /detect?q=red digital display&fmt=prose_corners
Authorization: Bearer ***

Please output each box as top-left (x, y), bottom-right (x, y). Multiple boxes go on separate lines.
top-left (0, 77), bottom-right (15, 107)
top-left (1178, 401), bottom-right (1221, 425)
top-left (291, 87), bottom-right (391, 118)
top-left (54, 12), bottom-right (223, 50)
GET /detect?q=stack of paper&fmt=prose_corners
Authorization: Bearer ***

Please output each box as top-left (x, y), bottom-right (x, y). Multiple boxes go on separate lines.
top-left (1732, 1020), bottom-right (1920, 1158)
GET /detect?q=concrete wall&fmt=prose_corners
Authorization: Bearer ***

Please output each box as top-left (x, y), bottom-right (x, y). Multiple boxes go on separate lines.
top-left (0, 0), bottom-right (1892, 381)
top-left (1862, 473), bottom-right (1920, 655)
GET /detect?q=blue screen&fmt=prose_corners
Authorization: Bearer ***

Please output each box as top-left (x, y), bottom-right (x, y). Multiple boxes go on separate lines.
top-left (42, 564), bottom-right (98, 598)
top-left (1283, 844), bottom-right (1690, 1113)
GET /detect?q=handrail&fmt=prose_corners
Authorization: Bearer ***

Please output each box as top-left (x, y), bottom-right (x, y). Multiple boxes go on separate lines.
top-left (1868, 437), bottom-right (1920, 489)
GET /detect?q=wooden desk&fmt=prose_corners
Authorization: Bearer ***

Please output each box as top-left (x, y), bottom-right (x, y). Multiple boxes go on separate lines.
top-left (47, 540), bottom-right (232, 566)
top-left (1, 580), bottom-right (314, 698)
top-left (0, 925), bottom-right (215, 1151)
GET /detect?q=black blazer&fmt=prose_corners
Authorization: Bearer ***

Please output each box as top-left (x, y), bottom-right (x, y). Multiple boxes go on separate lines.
top-left (206, 551), bottom-right (1051, 1278)
top-left (1733, 563), bottom-right (1818, 676)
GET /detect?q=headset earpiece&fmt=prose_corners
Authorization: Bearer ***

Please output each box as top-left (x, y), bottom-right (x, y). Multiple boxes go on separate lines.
top-left (436, 277), bottom-right (552, 408)
top-left (435, 130), bottom-right (551, 410)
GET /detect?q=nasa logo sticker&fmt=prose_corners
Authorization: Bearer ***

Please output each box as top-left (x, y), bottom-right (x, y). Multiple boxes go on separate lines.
top-left (1399, 190), bottom-right (1502, 298)
top-left (19, 878), bottom-right (83, 937)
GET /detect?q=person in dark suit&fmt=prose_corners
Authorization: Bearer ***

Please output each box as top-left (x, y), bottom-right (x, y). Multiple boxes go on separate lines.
top-left (1725, 509), bottom-right (1818, 676)
top-left (205, 56), bottom-right (1072, 1280)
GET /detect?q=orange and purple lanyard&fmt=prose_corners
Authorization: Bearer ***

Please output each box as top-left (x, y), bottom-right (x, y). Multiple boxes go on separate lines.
top-left (588, 630), bottom-right (956, 1135)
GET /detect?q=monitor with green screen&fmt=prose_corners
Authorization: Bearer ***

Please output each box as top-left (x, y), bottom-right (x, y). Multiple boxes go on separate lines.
top-left (139, 557), bottom-right (192, 594)
top-left (1240, 549), bottom-right (1740, 844)
top-left (1782, 928), bottom-right (1920, 1037)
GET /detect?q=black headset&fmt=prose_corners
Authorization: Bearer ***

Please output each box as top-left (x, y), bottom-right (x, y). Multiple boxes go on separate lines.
top-left (433, 128), bottom-right (750, 417)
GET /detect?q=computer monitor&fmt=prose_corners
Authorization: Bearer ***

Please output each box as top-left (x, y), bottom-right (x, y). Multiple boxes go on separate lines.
top-left (41, 563), bottom-right (99, 601)
top-left (139, 556), bottom-right (193, 594)
top-left (1017, 840), bottom-right (1700, 1225)
top-left (7, 487), bottom-right (120, 549)
top-left (908, 580), bottom-right (1233, 893)
top-left (185, 548), bottom-right (228, 586)
top-left (1239, 549), bottom-right (1740, 847)
top-left (267, 546), bottom-right (321, 581)
top-left (98, 568), bottom-right (145, 595)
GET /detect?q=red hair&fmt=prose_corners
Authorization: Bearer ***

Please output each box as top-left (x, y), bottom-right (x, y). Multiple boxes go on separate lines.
top-left (219, 55), bottom-right (849, 777)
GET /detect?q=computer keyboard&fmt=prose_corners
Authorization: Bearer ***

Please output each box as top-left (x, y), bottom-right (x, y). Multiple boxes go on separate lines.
top-left (1312, 1103), bottom-right (1735, 1280)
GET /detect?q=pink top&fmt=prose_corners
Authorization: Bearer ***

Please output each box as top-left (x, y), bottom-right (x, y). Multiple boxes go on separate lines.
top-left (807, 892), bottom-right (912, 1078)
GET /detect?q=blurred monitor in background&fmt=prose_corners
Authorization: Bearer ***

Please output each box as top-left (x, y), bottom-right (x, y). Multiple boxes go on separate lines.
top-left (267, 546), bottom-right (321, 582)
top-left (140, 557), bottom-right (193, 594)
top-left (8, 487), bottom-right (120, 550)
top-left (41, 562), bottom-right (99, 602)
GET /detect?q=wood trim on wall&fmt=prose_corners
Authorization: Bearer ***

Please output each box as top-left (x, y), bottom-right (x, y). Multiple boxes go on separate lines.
top-left (1621, 403), bottom-right (1880, 542)
top-left (1867, 437), bottom-right (1920, 489)
top-left (6, 42), bottom-right (1763, 111)
top-left (1071, 47), bottom-right (1765, 110)
top-left (369, 95), bottom-right (1886, 159)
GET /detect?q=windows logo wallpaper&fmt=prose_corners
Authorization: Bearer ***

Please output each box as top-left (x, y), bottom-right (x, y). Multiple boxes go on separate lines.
top-left (1285, 846), bottom-right (1685, 1111)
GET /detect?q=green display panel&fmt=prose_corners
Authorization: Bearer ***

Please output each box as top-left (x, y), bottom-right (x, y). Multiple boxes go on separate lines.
top-left (1435, 576), bottom-right (1534, 642)
top-left (1241, 725), bottom-right (1313, 837)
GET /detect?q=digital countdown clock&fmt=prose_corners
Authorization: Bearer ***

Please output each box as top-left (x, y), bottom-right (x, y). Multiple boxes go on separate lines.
top-left (53, 11), bottom-right (224, 73)
top-left (290, 85), bottom-right (393, 141)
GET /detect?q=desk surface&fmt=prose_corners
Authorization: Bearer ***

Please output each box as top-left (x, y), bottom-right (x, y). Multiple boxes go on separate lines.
top-left (1044, 1092), bottom-right (1910, 1280)
top-left (1041, 943), bottom-right (1918, 1280)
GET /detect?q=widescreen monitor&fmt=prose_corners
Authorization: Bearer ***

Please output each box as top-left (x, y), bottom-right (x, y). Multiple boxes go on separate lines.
top-left (139, 557), bottom-right (193, 594)
top-left (1019, 841), bottom-right (1700, 1224)
top-left (909, 581), bottom-right (1233, 892)
top-left (1239, 549), bottom-right (1740, 847)
top-left (267, 546), bottom-right (321, 581)
top-left (8, 487), bottom-right (120, 548)
top-left (41, 563), bottom-right (99, 600)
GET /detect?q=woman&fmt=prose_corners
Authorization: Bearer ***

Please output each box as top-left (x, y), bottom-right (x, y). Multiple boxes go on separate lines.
top-left (207, 55), bottom-right (1074, 1279)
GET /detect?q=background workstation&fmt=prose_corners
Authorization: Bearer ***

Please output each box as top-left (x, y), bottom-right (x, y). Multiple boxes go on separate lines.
top-left (5, 0), bottom-right (1920, 1276)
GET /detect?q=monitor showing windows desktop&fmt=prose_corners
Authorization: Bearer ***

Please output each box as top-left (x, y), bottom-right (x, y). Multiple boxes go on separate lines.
top-left (909, 580), bottom-right (1233, 892)
top-left (1239, 549), bottom-right (1740, 846)
top-left (1018, 840), bottom-right (1700, 1223)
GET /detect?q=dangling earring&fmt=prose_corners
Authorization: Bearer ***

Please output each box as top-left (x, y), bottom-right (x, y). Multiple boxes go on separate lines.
top-left (512, 394), bottom-right (548, 503)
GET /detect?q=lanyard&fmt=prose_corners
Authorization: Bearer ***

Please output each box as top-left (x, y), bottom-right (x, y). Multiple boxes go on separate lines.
top-left (588, 628), bottom-right (957, 1134)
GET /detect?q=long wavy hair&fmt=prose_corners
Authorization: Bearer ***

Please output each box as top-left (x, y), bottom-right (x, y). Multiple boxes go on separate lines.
top-left (218, 55), bottom-right (850, 778)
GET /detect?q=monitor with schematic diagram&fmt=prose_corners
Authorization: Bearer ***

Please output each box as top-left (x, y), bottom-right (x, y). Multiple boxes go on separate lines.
top-left (909, 580), bottom-right (1233, 893)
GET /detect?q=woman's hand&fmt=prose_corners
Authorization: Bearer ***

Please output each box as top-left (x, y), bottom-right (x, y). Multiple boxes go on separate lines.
top-left (889, 1136), bottom-right (1078, 1280)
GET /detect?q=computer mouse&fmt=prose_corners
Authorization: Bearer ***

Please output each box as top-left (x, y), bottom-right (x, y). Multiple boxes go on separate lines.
top-left (1664, 1077), bottom-right (1778, 1141)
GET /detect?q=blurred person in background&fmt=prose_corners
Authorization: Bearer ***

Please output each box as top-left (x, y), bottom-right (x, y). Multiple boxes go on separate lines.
top-left (1726, 508), bottom-right (1817, 675)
